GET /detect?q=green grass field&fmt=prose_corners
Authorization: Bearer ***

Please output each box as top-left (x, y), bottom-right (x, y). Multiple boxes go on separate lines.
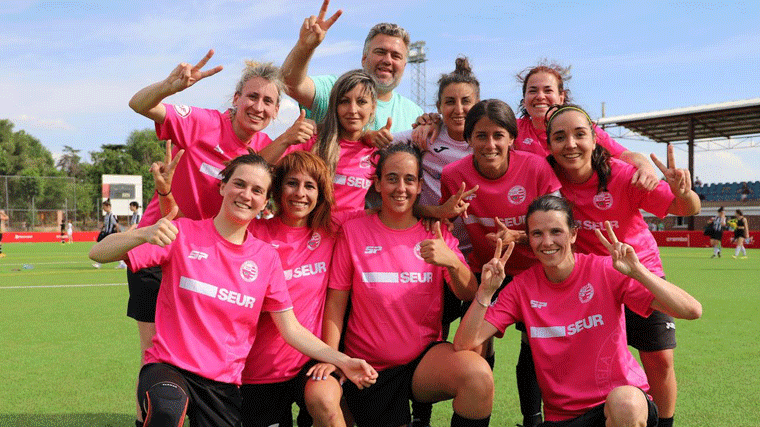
top-left (0, 242), bottom-right (757, 427)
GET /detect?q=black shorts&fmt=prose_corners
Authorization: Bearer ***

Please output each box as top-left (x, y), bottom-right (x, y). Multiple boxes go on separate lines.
top-left (734, 229), bottom-right (746, 240)
top-left (540, 388), bottom-right (658, 427)
top-left (625, 307), bottom-right (676, 352)
top-left (138, 362), bottom-right (241, 427)
top-left (343, 341), bottom-right (443, 427)
top-left (127, 266), bottom-right (162, 322)
top-left (239, 361), bottom-right (315, 427)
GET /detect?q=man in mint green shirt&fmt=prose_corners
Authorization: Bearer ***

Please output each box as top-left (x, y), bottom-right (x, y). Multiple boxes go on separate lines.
top-left (280, 2), bottom-right (422, 133)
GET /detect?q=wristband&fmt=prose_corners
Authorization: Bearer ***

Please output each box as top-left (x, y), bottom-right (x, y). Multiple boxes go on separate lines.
top-left (475, 294), bottom-right (491, 308)
top-left (157, 189), bottom-right (171, 197)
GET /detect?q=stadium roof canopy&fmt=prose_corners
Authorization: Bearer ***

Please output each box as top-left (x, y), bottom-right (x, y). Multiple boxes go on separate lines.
top-left (597, 98), bottom-right (760, 175)
top-left (597, 98), bottom-right (760, 144)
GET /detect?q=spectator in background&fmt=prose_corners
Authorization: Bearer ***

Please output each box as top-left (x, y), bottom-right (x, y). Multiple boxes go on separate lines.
top-left (66, 221), bottom-right (73, 244)
top-left (708, 207), bottom-right (727, 258)
top-left (732, 209), bottom-right (749, 259)
top-left (738, 182), bottom-right (752, 202)
top-left (694, 176), bottom-right (702, 187)
top-left (0, 209), bottom-right (8, 258)
top-left (93, 199), bottom-right (119, 268)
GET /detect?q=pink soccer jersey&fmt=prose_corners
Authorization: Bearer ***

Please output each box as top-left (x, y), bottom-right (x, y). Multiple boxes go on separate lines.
top-left (140, 105), bottom-right (273, 227)
top-left (284, 136), bottom-right (376, 213)
top-left (126, 218), bottom-right (292, 385)
top-left (329, 214), bottom-right (466, 371)
top-left (558, 158), bottom-right (675, 277)
top-left (241, 211), bottom-right (364, 384)
top-left (514, 117), bottom-right (626, 158)
top-left (485, 253), bottom-right (654, 422)
top-left (440, 151), bottom-right (561, 275)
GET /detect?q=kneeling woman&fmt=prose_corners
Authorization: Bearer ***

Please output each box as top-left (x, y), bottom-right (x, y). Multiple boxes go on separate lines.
top-left (454, 195), bottom-right (702, 427)
top-left (319, 144), bottom-right (493, 427)
top-left (89, 153), bottom-right (376, 427)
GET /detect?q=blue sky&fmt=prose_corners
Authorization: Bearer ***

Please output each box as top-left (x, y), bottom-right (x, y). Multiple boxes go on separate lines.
top-left (2, 0), bottom-right (759, 184)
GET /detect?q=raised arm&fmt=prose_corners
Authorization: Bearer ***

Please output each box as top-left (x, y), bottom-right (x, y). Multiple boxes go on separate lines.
top-left (280, 0), bottom-right (342, 109)
top-left (650, 144), bottom-right (701, 216)
top-left (595, 221), bottom-right (702, 320)
top-left (129, 49), bottom-right (223, 123)
top-left (89, 207), bottom-right (179, 263)
top-left (453, 239), bottom-right (515, 351)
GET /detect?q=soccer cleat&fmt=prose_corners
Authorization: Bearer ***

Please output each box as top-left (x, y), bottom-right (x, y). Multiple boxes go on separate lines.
top-left (92, 263), bottom-right (101, 269)
top-left (741, 256), bottom-right (748, 259)
top-left (0, 253), bottom-right (5, 258)
top-left (732, 255), bottom-right (737, 259)
top-left (710, 255), bottom-right (716, 258)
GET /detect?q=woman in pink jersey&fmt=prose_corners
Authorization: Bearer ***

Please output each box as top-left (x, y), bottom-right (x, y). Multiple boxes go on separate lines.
top-left (545, 104), bottom-right (700, 427)
top-left (89, 153), bottom-right (376, 427)
top-left (419, 98), bottom-right (560, 427)
top-left (238, 151), bottom-right (364, 427)
top-left (127, 52), bottom-right (315, 426)
top-left (263, 69), bottom-right (379, 212)
top-left (514, 61), bottom-right (659, 191)
top-left (454, 195), bottom-right (702, 427)
top-left (314, 144), bottom-right (492, 427)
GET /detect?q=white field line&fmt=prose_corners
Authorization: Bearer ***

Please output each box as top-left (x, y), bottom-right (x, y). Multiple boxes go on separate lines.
top-left (0, 283), bottom-right (127, 290)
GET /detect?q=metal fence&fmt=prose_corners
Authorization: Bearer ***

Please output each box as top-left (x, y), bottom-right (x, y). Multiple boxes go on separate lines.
top-left (0, 175), bottom-right (101, 232)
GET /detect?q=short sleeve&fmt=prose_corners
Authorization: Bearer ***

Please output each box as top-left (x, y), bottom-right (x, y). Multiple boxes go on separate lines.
top-left (602, 257), bottom-right (655, 318)
top-left (262, 253), bottom-right (293, 313)
top-left (156, 104), bottom-right (210, 149)
top-left (638, 180), bottom-right (676, 219)
top-left (594, 126), bottom-right (627, 158)
top-left (127, 236), bottom-right (174, 272)
top-left (328, 228), bottom-right (354, 291)
top-left (483, 276), bottom-right (522, 337)
top-left (304, 75), bottom-right (338, 124)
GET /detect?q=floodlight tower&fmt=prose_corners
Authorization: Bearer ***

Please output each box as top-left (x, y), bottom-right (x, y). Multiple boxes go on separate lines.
top-left (407, 41), bottom-right (427, 109)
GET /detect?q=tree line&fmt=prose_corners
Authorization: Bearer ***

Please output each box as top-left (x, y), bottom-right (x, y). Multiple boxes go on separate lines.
top-left (0, 119), bottom-right (163, 229)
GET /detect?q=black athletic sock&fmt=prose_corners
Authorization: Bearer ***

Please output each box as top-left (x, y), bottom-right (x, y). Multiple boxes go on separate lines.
top-left (135, 420), bottom-right (144, 427)
top-left (516, 341), bottom-right (542, 426)
top-left (411, 400), bottom-right (433, 427)
top-left (450, 412), bottom-right (490, 427)
top-left (658, 416), bottom-right (674, 427)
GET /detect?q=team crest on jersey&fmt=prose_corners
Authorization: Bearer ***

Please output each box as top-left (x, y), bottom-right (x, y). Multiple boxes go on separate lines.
top-left (308, 232), bottom-right (322, 250)
top-left (240, 261), bottom-right (259, 282)
top-left (578, 283), bottom-right (594, 303)
top-left (174, 104), bottom-right (192, 118)
top-left (523, 138), bottom-right (534, 146)
top-left (360, 154), bottom-right (372, 169)
top-left (593, 192), bottom-right (614, 210)
top-left (508, 186), bottom-right (527, 205)
top-left (413, 242), bottom-right (424, 260)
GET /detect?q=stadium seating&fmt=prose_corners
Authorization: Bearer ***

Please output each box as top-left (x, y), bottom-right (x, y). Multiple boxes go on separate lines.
top-left (695, 180), bottom-right (759, 201)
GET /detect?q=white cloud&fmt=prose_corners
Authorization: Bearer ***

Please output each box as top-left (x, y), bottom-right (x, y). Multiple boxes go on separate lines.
top-left (11, 115), bottom-right (75, 131)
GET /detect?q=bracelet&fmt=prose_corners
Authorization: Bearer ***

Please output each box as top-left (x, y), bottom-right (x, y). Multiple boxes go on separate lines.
top-left (157, 189), bottom-right (171, 197)
top-left (475, 294), bottom-right (491, 308)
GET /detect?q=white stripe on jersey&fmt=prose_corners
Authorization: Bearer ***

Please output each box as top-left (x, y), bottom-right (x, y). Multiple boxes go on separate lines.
top-left (531, 326), bottom-right (566, 338)
top-left (361, 272), bottom-right (399, 283)
top-left (180, 276), bottom-right (218, 298)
